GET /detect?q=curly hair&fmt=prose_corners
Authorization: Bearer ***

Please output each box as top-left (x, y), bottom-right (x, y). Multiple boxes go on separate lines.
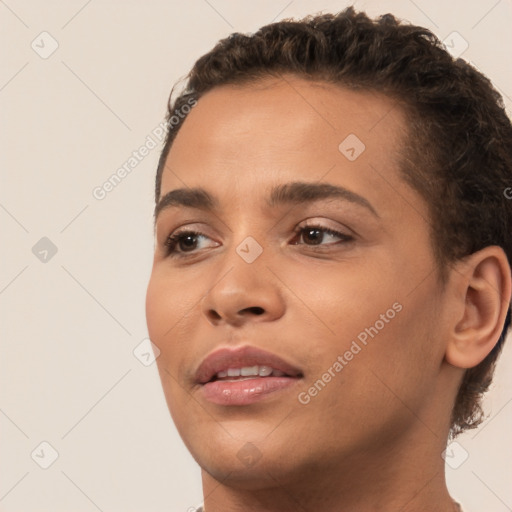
top-left (154, 7), bottom-right (512, 437)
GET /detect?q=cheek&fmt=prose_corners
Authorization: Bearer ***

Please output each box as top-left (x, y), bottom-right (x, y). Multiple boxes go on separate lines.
top-left (145, 273), bottom-right (173, 342)
top-left (145, 267), bottom-right (201, 341)
top-left (145, 271), bottom-right (200, 421)
top-left (277, 256), bottom-right (398, 350)
top-left (345, 287), bottom-right (443, 411)
top-left (146, 266), bottom-right (214, 394)
top-left (293, 301), bottom-right (440, 451)
top-left (288, 259), bottom-right (441, 411)
top-left (146, 270), bottom-right (193, 383)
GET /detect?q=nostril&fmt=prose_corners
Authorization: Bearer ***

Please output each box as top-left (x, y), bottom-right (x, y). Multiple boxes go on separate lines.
top-left (208, 310), bottom-right (222, 320)
top-left (246, 306), bottom-right (264, 315)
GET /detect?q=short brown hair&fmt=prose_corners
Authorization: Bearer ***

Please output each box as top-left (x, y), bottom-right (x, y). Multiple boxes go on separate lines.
top-left (154, 7), bottom-right (512, 437)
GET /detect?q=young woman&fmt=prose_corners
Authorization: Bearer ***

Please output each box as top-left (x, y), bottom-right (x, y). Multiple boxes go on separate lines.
top-left (146, 8), bottom-right (512, 511)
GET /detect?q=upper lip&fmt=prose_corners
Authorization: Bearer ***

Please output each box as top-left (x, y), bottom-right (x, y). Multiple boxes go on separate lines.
top-left (195, 345), bottom-right (303, 384)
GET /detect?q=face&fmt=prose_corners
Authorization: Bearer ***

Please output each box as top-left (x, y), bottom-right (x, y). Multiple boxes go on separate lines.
top-left (146, 76), bottom-right (453, 488)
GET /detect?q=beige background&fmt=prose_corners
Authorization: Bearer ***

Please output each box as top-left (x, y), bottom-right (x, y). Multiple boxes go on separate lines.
top-left (1, 0), bottom-right (511, 511)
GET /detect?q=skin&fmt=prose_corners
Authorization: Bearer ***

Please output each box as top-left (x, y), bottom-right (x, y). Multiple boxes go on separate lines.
top-left (145, 75), bottom-right (511, 512)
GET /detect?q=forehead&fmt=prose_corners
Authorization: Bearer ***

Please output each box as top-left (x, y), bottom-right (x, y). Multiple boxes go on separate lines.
top-left (160, 75), bottom-right (414, 219)
top-left (168, 76), bottom-right (405, 155)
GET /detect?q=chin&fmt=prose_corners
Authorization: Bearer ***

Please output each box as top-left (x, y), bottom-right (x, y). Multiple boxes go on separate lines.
top-left (197, 451), bottom-right (301, 490)
top-left (186, 427), bottom-right (321, 490)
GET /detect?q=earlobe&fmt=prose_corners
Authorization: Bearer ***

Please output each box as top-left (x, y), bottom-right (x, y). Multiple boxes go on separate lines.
top-left (445, 246), bottom-right (512, 369)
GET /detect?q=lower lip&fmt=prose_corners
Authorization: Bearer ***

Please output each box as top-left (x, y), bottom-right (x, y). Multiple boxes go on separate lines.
top-left (201, 377), bottom-right (300, 406)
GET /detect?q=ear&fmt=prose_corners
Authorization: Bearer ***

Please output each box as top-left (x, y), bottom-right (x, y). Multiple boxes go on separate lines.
top-left (445, 246), bottom-right (511, 369)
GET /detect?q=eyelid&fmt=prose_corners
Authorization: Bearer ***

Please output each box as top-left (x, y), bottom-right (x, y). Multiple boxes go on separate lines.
top-left (158, 220), bottom-right (212, 243)
top-left (295, 218), bottom-right (356, 237)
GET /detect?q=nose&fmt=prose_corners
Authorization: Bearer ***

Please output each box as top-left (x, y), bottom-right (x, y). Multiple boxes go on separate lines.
top-left (200, 263), bottom-right (286, 327)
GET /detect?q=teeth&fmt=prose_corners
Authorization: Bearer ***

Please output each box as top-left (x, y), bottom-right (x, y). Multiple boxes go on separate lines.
top-left (241, 365), bottom-right (259, 376)
top-left (258, 365), bottom-right (273, 377)
top-left (215, 365), bottom-right (285, 380)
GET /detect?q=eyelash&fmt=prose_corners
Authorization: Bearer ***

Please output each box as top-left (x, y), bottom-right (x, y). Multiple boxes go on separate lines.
top-left (163, 224), bottom-right (354, 258)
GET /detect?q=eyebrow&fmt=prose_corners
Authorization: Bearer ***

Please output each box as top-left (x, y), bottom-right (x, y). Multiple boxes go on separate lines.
top-left (153, 181), bottom-right (379, 223)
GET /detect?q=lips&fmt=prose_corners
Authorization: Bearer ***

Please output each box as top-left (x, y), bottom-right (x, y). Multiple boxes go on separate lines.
top-left (195, 345), bottom-right (303, 384)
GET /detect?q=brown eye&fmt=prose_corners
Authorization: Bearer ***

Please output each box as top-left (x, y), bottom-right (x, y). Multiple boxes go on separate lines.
top-left (302, 227), bottom-right (324, 245)
top-left (176, 234), bottom-right (199, 251)
top-left (293, 225), bottom-right (353, 246)
top-left (164, 231), bottom-right (217, 257)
